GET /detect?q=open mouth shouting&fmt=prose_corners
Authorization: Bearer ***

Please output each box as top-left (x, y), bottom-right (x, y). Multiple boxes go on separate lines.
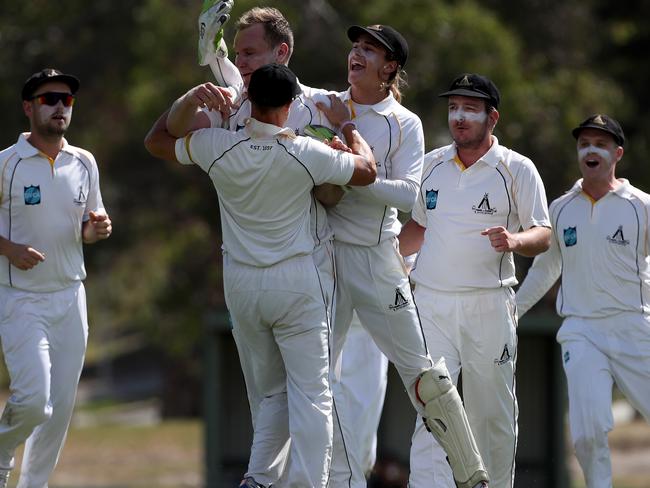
top-left (578, 145), bottom-right (610, 168)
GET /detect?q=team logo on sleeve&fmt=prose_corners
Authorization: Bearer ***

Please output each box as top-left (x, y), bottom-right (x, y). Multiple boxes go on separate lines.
top-left (606, 225), bottom-right (629, 246)
top-left (472, 192), bottom-right (497, 215)
top-left (563, 227), bottom-right (577, 247)
top-left (24, 185), bottom-right (41, 205)
top-left (425, 189), bottom-right (438, 209)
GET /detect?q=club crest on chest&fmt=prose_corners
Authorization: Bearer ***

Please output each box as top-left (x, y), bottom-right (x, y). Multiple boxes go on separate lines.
top-left (24, 185), bottom-right (41, 205)
top-left (425, 189), bottom-right (438, 210)
top-left (472, 192), bottom-right (496, 215)
top-left (563, 226), bottom-right (577, 247)
top-left (606, 225), bottom-right (629, 246)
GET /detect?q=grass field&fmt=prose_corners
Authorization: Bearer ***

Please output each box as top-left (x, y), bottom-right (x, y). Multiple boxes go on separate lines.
top-left (8, 420), bottom-right (203, 488)
top-left (4, 408), bottom-right (650, 487)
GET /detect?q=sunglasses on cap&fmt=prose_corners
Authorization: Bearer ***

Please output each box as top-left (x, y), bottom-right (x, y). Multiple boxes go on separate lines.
top-left (28, 92), bottom-right (76, 107)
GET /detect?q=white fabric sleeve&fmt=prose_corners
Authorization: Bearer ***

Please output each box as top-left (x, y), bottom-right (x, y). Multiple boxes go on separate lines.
top-left (411, 190), bottom-right (427, 226)
top-left (202, 107), bottom-right (225, 128)
top-left (354, 177), bottom-right (420, 212)
top-left (300, 138), bottom-right (355, 186)
top-left (208, 56), bottom-right (244, 101)
top-left (174, 128), bottom-right (229, 173)
top-left (411, 152), bottom-right (439, 226)
top-left (352, 116), bottom-right (424, 212)
top-left (78, 149), bottom-right (105, 221)
top-left (514, 158), bottom-right (551, 229)
top-left (515, 225), bottom-right (562, 317)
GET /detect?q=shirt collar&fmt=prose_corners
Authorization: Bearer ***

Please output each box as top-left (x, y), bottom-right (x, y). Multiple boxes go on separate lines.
top-left (340, 88), bottom-right (397, 116)
top-left (15, 132), bottom-right (72, 159)
top-left (571, 178), bottom-right (634, 199)
top-left (245, 118), bottom-right (296, 139)
top-left (443, 136), bottom-right (504, 168)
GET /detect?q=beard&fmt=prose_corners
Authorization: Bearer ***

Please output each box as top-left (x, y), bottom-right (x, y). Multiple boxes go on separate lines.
top-left (33, 108), bottom-right (70, 138)
top-left (42, 122), bottom-right (68, 136)
top-left (453, 119), bottom-right (491, 150)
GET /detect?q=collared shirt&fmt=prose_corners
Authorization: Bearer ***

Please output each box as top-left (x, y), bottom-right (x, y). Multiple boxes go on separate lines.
top-left (411, 137), bottom-right (550, 292)
top-left (516, 178), bottom-right (650, 318)
top-left (0, 133), bottom-right (105, 292)
top-left (204, 82), bottom-right (335, 247)
top-left (175, 118), bottom-right (355, 267)
top-left (325, 89), bottom-right (424, 246)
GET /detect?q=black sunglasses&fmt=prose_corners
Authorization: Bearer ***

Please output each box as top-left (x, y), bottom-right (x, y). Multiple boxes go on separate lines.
top-left (28, 92), bottom-right (76, 107)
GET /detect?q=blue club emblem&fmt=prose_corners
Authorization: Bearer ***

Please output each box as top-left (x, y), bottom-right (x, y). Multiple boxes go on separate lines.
top-left (563, 227), bottom-right (577, 247)
top-left (24, 185), bottom-right (41, 205)
top-left (425, 189), bottom-right (438, 210)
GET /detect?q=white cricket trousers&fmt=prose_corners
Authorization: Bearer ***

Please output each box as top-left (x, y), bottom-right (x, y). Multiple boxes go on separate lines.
top-left (336, 313), bottom-right (388, 477)
top-left (224, 252), bottom-right (334, 488)
top-left (557, 313), bottom-right (650, 488)
top-left (330, 239), bottom-right (432, 488)
top-left (409, 285), bottom-right (518, 488)
top-left (0, 282), bottom-right (88, 488)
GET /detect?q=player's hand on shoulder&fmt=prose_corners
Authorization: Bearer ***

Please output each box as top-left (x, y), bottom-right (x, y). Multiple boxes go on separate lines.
top-left (185, 83), bottom-right (234, 116)
top-left (316, 95), bottom-right (350, 129)
top-left (326, 136), bottom-right (352, 153)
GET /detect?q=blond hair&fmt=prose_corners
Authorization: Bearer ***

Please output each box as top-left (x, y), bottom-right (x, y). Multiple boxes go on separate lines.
top-left (387, 69), bottom-right (407, 104)
top-left (236, 7), bottom-right (294, 60)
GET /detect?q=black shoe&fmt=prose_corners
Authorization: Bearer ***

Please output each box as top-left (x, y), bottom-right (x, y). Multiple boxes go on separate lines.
top-left (239, 477), bottom-right (267, 488)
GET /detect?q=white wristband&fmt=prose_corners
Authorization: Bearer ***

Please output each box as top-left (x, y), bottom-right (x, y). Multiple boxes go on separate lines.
top-left (339, 120), bottom-right (356, 132)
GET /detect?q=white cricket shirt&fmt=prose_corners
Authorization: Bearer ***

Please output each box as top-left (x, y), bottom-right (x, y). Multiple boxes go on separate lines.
top-left (516, 178), bottom-right (650, 318)
top-left (324, 89), bottom-right (424, 246)
top-left (0, 133), bottom-right (105, 292)
top-left (411, 137), bottom-right (550, 292)
top-left (175, 118), bottom-right (355, 267)
top-left (204, 82), bottom-right (335, 247)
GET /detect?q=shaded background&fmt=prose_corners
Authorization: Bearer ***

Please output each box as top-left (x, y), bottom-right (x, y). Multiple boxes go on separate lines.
top-left (1, 0), bottom-right (650, 486)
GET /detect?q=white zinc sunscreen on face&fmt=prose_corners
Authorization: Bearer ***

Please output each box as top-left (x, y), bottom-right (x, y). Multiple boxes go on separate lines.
top-left (448, 109), bottom-right (487, 123)
top-left (578, 145), bottom-right (611, 163)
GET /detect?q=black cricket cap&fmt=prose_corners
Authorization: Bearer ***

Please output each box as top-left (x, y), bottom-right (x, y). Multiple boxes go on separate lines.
top-left (572, 114), bottom-right (625, 147)
top-left (22, 68), bottom-right (80, 100)
top-left (347, 24), bottom-right (408, 68)
top-left (247, 63), bottom-right (301, 108)
top-left (439, 73), bottom-right (501, 109)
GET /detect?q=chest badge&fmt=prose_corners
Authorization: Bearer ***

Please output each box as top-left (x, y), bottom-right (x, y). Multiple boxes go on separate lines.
top-left (425, 189), bottom-right (438, 210)
top-left (606, 225), bottom-right (629, 246)
top-left (563, 226), bottom-right (577, 247)
top-left (472, 192), bottom-right (497, 215)
top-left (24, 185), bottom-right (41, 205)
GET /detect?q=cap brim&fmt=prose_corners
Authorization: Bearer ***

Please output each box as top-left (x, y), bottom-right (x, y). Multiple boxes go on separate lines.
top-left (347, 25), bottom-right (394, 56)
top-left (438, 88), bottom-right (491, 100)
top-left (24, 74), bottom-right (80, 100)
top-left (48, 74), bottom-right (80, 94)
top-left (572, 125), bottom-right (624, 146)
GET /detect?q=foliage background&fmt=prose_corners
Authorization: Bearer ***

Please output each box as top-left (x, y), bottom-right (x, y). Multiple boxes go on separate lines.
top-left (1, 0), bottom-right (650, 414)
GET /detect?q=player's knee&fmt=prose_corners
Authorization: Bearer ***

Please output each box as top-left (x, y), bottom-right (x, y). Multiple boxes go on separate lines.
top-left (415, 362), bottom-right (489, 488)
top-left (14, 393), bottom-right (52, 427)
top-left (573, 431), bottom-right (608, 461)
top-left (416, 358), bottom-right (454, 406)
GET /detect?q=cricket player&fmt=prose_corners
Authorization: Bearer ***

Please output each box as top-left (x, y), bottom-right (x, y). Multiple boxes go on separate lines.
top-left (317, 28), bottom-right (490, 488)
top-left (147, 62), bottom-right (378, 488)
top-left (0, 69), bottom-right (112, 488)
top-left (399, 73), bottom-right (551, 488)
top-left (516, 114), bottom-right (650, 488)
top-left (145, 7), bottom-right (389, 483)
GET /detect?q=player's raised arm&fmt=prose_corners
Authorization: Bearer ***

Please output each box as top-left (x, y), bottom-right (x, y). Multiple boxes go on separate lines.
top-left (167, 83), bottom-right (233, 136)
